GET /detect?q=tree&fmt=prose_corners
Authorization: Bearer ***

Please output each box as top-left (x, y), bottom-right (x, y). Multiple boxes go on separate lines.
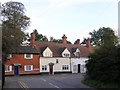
top-left (52, 38), bottom-right (72, 44)
top-left (86, 28), bottom-right (120, 83)
top-left (83, 27), bottom-right (118, 46)
top-left (2, 1), bottom-right (30, 62)
top-left (32, 29), bottom-right (48, 42)
top-left (2, 1), bottom-right (30, 30)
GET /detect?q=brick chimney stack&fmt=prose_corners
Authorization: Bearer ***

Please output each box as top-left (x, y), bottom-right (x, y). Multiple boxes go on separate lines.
top-left (62, 34), bottom-right (67, 44)
top-left (30, 33), bottom-right (35, 47)
top-left (86, 39), bottom-right (91, 48)
top-left (74, 39), bottom-right (80, 45)
top-left (50, 37), bottom-right (54, 42)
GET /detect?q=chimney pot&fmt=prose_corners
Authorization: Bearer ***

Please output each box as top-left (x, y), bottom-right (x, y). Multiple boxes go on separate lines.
top-left (62, 34), bottom-right (67, 44)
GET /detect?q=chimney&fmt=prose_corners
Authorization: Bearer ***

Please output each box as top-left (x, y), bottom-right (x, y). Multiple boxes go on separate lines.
top-left (30, 33), bottom-right (35, 47)
top-left (62, 34), bottom-right (67, 44)
top-left (86, 39), bottom-right (91, 48)
top-left (74, 39), bottom-right (80, 45)
top-left (50, 37), bottom-right (54, 42)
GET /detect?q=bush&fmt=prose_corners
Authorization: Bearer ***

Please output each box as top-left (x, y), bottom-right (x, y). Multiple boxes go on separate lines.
top-left (86, 45), bottom-right (120, 83)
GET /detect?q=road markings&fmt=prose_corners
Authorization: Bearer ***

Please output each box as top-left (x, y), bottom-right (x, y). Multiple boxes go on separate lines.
top-left (19, 81), bottom-right (29, 90)
top-left (49, 83), bottom-right (60, 88)
top-left (41, 78), bottom-right (46, 82)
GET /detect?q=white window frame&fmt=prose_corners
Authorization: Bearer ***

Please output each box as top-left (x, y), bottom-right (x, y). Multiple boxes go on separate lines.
top-left (62, 65), bottom-right (69, 70)
top-left (5, 65), bottom-right (12, 72)
top-left (24, 54), bottom-right (33, 59)
top-left (42, 65), bottom-right (47, 71)
top-left (63, 53), bottom-right (70, 58)
top-left (24, 65), bottom-right (33, 71)
top-left (7, 54), bottom-right (12, 59)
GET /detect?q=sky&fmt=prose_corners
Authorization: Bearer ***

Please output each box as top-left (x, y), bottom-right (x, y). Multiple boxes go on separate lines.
top-left (1, 0), bottom-right (119, 43)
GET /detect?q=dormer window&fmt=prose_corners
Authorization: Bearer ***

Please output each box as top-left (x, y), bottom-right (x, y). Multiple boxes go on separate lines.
top-left (76, 52), bottom-right (80, 58)
top-left (73, 48), bottom-right (80, 58)
top-left (43, 47), bottom-right (53, 57)
top-left (62, 48), bottom-right (70, 58)
top-left (63, 53), bottom-right (70, 57)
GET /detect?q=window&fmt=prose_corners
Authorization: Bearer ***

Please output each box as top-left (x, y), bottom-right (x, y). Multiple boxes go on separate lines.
top-left (24, 54), bottom-right (33, 59)
top-left (5, 66), bottom-right (12, 72)
top-left (56, 59), bottom-right (59, 63)
top-left (7, 54), bottom-right (12, 59)
top-left (24, 65), bottom-right (33, 71)
top-left (63, 53), bottom-right (70, 57)
top-left (62, 65), bottom-right (69, 70)
top-left (42, 65), bottom-right (47, 71)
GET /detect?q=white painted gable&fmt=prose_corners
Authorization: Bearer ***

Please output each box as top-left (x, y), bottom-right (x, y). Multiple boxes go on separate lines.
top-left (43, 47), bottom-right (53, 57)
top-left (76, 48), bottom-right (80, 53)
top-left (62, 48), bottom-right (70, 57)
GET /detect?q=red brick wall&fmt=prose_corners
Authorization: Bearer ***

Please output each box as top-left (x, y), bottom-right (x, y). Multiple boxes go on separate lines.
top-left (5, 54), bottom-right (40, 75)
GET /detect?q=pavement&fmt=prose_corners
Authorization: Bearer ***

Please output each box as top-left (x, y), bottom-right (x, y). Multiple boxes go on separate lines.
top-left (3, 73), bottom-right (94, 89)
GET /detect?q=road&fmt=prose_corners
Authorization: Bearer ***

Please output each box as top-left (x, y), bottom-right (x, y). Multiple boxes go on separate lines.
top-left (3, 73), bottom-right (93, 89)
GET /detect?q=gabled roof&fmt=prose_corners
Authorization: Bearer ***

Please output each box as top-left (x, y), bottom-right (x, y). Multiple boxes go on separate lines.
top-left (15, 46), bottom-right (40, 54)
top-left (35, 42), bottom-right (94, 58)
top-left (72, 47), bottom-right (78, 52)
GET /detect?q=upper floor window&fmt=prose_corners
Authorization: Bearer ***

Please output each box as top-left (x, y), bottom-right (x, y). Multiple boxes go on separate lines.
top-left (5, 66), bottom-right (12, 72)
top-left (74, 52), bottom-right (80, 58)
top-left (56, 59), bottom-right (59, 63)
top-left (63, 53), bottom-right (70, 57)
top-left (24, 54), bottom-right (33, 59)
top-left (44, 53), bottom-right (53, 57)
top-left (7, 54), bottom-right (12, 59)
top-left (24, 65), bottom-right (33, 71)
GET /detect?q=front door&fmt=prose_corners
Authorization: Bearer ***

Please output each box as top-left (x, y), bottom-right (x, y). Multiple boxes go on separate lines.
top-left (14, 66), bottom-right (19, 75)
top-left (49, 66), bottom-right (53, 75)
top-left (78, 64), bottom-right (81, 73)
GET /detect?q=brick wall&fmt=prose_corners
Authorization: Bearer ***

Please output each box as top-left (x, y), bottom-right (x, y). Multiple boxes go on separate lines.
top-left (5, 54), bottom-right (40, 75)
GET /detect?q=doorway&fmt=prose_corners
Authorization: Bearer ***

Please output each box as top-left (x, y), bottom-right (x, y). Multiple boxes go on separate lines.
top-left (78, 64), bottom-right (81, 73)
top-left (49, 65), bottom-right (53, 75)
top-left (14, 66), bottom-right (19, 75)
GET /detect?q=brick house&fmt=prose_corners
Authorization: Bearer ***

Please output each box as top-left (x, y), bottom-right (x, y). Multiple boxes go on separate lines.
top-left (5, 33), bottom-right (94, 75)
top-left (5, 46), bottom-right (40, 75)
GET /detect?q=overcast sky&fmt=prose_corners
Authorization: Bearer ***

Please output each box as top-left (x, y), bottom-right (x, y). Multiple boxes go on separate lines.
top-left (1, 0), bottom-right (119, 43)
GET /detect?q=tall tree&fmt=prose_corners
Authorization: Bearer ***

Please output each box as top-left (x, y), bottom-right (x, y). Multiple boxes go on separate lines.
top-left (86, 28), bottom-right (120, 83)
top-left (2, 1), bottom-right (30, 62)
top-left (32, 29), bottom-right (48, 42)
top-left (82, 27), bottom-right (118, 46)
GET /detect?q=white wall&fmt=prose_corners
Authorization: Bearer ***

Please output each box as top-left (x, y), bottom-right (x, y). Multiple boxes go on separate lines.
top-left (71, 58), bottom-right (88, 73)
top-left (40, 57), bottom-right (71, 73)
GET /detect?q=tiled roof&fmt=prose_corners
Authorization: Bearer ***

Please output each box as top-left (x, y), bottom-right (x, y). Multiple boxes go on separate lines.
top-left (35, 42), bottom-right (94, 58)
top-left (15, 46), bottom-right (40, 54)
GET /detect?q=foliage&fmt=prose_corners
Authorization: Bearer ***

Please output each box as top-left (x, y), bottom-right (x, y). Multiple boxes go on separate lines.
top-left (83, 75), bottom-right (120, 89)
top-left (85, 27), bottom-right (120, 85)
top-left (86, 44), bottom-right (120, 83)
top-left (2, 1), bottom-right (30, 30)
top-left (32, 29), bottom-right (48, 42)
top-left (81, 27), bottom-right (118, 46)
top-left (32, 29), bottom-right (72, 44)
top-left (52, 39), bottom-right (72, 44)
top-left (2, 1), bottom-right (30, 62)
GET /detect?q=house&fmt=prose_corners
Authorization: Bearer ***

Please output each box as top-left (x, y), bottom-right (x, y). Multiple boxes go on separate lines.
top-left (30, 33), bottom-right (94, 74)
top-left (4, 46), bottom-right (40, 75)
top-left (5, 33), bottom-right (94, 75)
